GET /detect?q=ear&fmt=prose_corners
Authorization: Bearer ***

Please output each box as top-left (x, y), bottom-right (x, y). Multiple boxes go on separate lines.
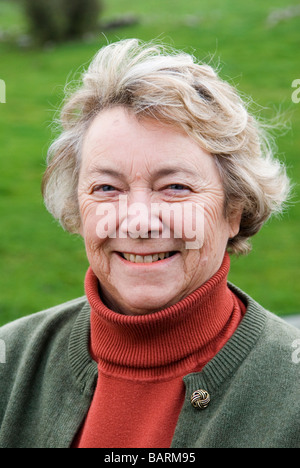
top-left (228, 209), bottom-right (242, 239)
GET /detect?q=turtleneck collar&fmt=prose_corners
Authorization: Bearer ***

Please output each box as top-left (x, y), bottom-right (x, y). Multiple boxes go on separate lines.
top-left (85, 252), bottom-right (242, 381)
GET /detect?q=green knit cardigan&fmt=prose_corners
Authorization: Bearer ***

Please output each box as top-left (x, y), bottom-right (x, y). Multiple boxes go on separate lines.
top-left (0, 284), bottom-right (299, 448)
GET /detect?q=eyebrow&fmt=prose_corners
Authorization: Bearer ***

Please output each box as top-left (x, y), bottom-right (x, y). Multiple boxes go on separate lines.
top-left (152, 167), bottom-right (197, 178)
top-left (87, 165), bottom-right (198, 180)
top-left (91, 167), bottom-right (123, 177)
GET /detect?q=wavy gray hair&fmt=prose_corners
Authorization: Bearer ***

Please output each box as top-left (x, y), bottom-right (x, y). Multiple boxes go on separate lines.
top-left (42, 39), bottom-right (291, 255)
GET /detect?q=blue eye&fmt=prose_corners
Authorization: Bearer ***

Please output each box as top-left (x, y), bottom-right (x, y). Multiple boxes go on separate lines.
top-left (93, 185), bottom-right (116, 192)
top-left (169, 184), bottom-right (188, 190)
top-left (102, 185), bottom-right (116, 192)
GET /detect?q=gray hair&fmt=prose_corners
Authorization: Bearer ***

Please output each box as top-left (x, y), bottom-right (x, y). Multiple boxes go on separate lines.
top-left (42, 39), bottom-right (291, 255)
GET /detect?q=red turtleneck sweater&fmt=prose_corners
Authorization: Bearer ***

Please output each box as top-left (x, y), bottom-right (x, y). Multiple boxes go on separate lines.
top-left (74, 253), bottom-right (246, 448)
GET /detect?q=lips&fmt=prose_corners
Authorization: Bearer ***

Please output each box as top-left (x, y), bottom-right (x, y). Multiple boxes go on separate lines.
top-left (118, 251), bottom-right (178, 263)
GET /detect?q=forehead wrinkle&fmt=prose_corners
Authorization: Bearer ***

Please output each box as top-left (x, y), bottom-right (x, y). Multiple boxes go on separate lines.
top-left (86, 162), bottom-right (199, 177)
top-left (83, 161), bottom-right (208, 189)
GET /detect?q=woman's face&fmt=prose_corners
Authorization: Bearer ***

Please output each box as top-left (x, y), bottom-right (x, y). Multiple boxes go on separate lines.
top-left (78, 107), bottom-right (240, 315)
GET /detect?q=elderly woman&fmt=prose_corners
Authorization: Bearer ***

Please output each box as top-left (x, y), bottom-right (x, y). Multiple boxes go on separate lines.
top-left (0, 39), bottom-right (299, 449)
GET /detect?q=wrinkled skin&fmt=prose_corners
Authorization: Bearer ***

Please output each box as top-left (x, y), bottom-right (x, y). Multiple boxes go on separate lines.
top-left (78, 107), bottom-right (241, 316)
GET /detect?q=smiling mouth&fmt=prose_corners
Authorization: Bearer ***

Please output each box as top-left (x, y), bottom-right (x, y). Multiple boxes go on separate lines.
top-left (117, 251), bottom-right (178, 264)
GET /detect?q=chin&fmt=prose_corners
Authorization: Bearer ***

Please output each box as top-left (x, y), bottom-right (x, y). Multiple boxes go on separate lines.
top-left (119, 288), bottom-right (178, 315)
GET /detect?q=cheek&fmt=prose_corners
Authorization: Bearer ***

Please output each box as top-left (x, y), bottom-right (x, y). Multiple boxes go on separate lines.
top-left (159, 202), bottom-right (205, 250)
top-left (203, 201), bottom-right (230, 248)
top-left (79, 200), bottom-right (112, 271)
top-left (81, 206), bottom-right (100, 248)
top-left (94, 202), bottom-right (120, 241)
top-left (181, 202), bottom-right (205, 250)
top-left (80, 198), bottom-right (119, 242)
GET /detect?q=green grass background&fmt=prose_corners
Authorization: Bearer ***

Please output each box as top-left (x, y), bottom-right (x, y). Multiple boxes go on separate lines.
top-left (0, 0), bottom-right (299, 326)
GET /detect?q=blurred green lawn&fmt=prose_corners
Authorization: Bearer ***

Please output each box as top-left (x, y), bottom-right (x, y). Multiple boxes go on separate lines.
top-left (0, 0), bottom-right (299, 325)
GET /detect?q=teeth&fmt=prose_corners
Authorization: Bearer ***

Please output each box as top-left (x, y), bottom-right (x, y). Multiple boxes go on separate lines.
top-left (144, 255), bottom-right (154, 263)
top-left (122, 252), bottom-right (173, 263)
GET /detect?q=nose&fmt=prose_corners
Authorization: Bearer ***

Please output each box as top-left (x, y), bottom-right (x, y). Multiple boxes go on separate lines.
top-left (119, 192), bottom-right (163, 240)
